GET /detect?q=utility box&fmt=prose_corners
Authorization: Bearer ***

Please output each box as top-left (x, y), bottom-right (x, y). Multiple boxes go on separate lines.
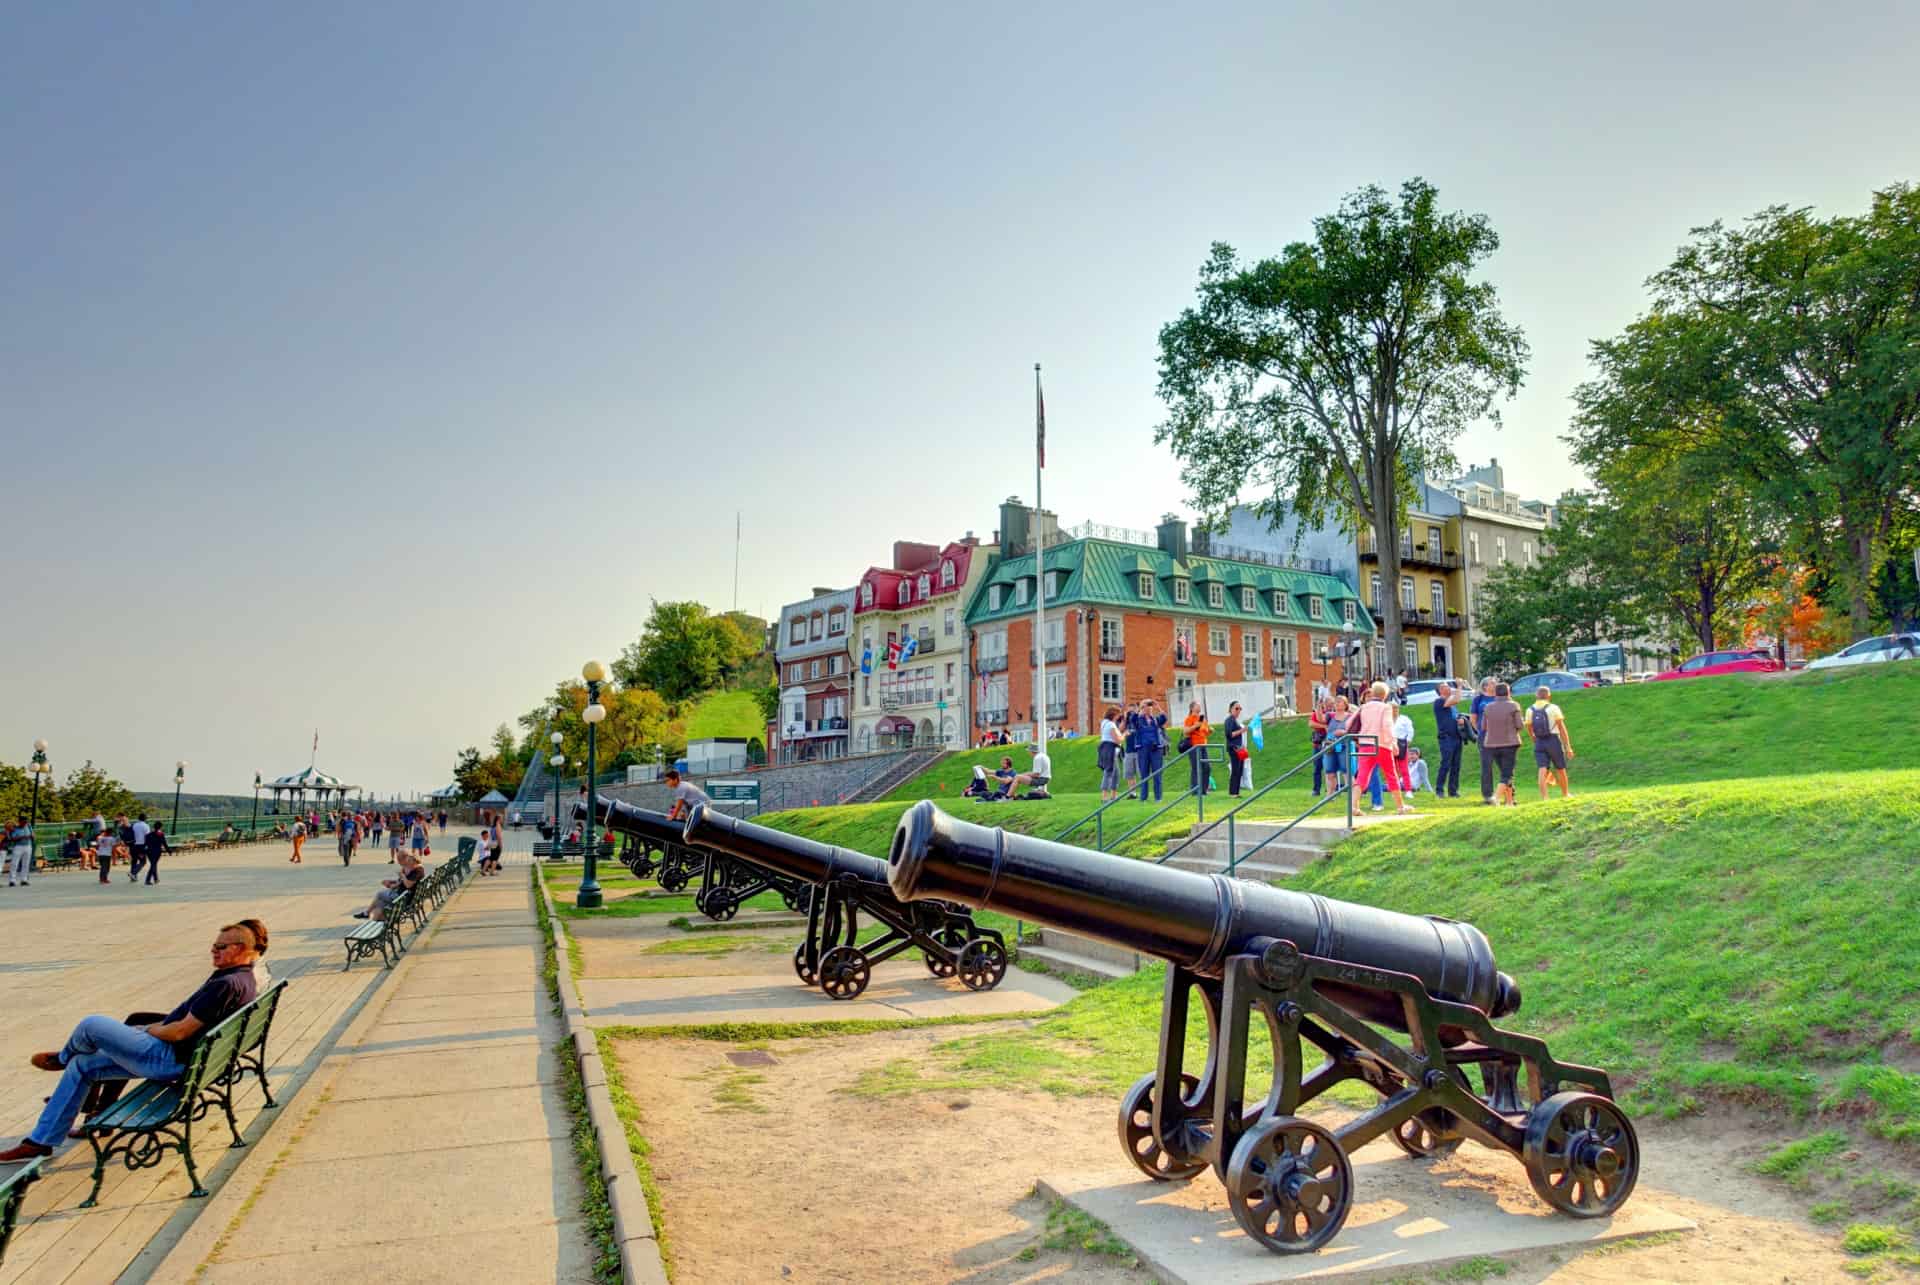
top-left (686, 738), bottom-right (749, 775)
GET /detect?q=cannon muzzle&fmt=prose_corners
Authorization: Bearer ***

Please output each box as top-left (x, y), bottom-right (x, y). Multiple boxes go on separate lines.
top-left (889, 801), bottom-right (1519, 1020)
top-left (576, 797), bottom-right (683, 846)
top-left (683, 805), bottom-right (890, 887)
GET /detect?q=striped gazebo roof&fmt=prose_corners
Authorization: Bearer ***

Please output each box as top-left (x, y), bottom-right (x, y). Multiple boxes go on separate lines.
top-left (267, 766), bottom-right (356, 792)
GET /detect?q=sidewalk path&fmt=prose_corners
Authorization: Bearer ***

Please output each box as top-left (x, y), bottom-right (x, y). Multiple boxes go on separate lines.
top-left (150, 868), bottom-right (595, 1283)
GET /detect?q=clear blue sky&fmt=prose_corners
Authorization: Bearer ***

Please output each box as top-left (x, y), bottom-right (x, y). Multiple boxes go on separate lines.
top-left (4, 1), bottom-right (1914, 793)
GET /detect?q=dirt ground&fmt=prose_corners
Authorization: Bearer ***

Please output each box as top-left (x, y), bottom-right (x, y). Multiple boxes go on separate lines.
top-left (610, 1022), bottom-right (1873, 1284)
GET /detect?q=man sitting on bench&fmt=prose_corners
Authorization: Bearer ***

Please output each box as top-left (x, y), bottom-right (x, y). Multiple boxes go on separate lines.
top-left (0, 921), bottom-right (263, 1162)
top-left (354, 852), bottom-right (424, 920)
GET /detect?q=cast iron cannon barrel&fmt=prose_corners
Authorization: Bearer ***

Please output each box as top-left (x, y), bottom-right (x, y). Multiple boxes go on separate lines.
top-left (889, 801), bottom-right (1520, 1020)
top-left (576, 798), bottom-right (684, 847)
top-left (679, 805), bottom-right (890, 886)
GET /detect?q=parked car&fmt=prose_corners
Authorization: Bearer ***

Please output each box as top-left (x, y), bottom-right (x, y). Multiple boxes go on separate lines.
top-left (1804, 633), bottom-right (1920, 672)
top-left (1648, 649), bottom-right (1782, 681)
top-left (1399, 677), bottom-right (1474, 706)
top-left (1512, 671), bottom-right (1596, 693)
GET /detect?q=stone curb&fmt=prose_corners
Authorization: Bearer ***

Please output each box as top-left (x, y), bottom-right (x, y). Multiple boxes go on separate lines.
top-left (535, 867), bottom-right (670, 1285)
top-left (142, 875), bottom-right (468, 1284)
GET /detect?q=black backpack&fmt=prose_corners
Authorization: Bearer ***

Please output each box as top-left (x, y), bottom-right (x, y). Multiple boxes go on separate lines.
top-left (1530, 704), bottom-right (1553, 740)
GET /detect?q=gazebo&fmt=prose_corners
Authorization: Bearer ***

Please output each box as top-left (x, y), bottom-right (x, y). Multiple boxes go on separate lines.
top-left (476, 789), bottom-right (510, 806)
top-left (265, 766), bottom-right (358, 814)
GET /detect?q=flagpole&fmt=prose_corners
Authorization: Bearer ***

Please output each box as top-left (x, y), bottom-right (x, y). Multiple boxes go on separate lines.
top-left (1033, 363), bottom-right (1047, 750)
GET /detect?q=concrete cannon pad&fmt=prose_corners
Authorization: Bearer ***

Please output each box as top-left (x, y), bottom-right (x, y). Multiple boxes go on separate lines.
top-left (1039, 1143), bottom-right (1695, 1282)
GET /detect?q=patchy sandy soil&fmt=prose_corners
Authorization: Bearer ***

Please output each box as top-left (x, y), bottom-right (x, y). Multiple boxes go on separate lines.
top-left (610, 1024), bottom-right (1868, 1284)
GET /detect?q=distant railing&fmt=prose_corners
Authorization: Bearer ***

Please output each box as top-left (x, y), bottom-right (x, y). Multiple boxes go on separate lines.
top-left (1029, 645), bottom-right (1067, 665)
top-left (1065, 520), bottom-right (1158, 547)
top-left (975, 654), bottom-right (1008, 673)
top-left (976, 708), bottom-right (1009, 726)
top-left (1099, 643), bottom-right (1126, 661)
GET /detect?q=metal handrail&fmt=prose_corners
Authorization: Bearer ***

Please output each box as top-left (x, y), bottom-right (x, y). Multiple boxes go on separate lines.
top-left (1054, 744), bottom-right (1221, 850)
top-left (1154, 734), bottom-right (1377, 869)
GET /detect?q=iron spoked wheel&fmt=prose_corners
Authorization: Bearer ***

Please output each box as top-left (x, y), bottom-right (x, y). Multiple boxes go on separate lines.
top-left (924, 925), bottom-right (965, 978)
top-left (1521, 1092), bottom-right (1639, 1218)
top-left (1389, 1109), bottom-right (1463, 1160)
top-left (782, 888), bottom-right (808, 914)
top-left (659, 866), bottom-right (688, 893)
top-left (708, 892), bottom-right (738, 922)
top-left (956, 938), bottom-right (1007, 991)
top-left (793, 943), bottom-right (819, 986)
top-left (923, 950), bottom-right (957, 978)
top-left (818, 945), bottom-right (872, 1000)
top-left (1225, 1116), bottom-right (1353, 1254)
top-left (1116, 1072), bottom-right (1209, 1182)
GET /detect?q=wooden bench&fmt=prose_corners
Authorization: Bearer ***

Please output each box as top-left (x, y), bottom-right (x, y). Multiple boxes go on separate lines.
top-left (344, 888), bottom-right (418, 970)
top-left (77, 982), bottom-right (287, 1207)
top-left (531, 839), bottom-right (614, 861)
top-left (0, 1156), bottom-right (44, 1270)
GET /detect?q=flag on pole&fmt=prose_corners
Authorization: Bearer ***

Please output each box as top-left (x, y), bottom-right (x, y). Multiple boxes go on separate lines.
top-left (886, 635), bottom-right (902, 670)
top-left (898, 634), bottom-right (919, 665)
top-left (1249, 713), bottom-right (1265, 751)
top-left (860, 641), bottom-right (872, 674)
top-left (1034, 364), bottom-right (1045, 469)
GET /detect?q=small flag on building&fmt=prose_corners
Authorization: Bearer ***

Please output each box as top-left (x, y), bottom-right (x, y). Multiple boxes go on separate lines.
top-left (898, 635), bottom-right (919, 665)
top-left (860, 641), bottom-right (872, 674)
top-left (886, 636), bottom-right (902, 670)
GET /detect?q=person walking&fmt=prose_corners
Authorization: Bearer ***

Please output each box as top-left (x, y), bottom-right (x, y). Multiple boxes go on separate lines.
top-left (1470, 677), bottom-right (1498, 804)
top-left (127, 815), bottom-right (151, 883)
top-left (1432, 681), bottom-right (1465, 799)
top-left (1097, 705), bottom-right (1124, 803)
top-left (408, 813), bottom-right (430, 860)
top-left (1120, 701), bottom-right (1141, 796)
top-left (1182, 701), bottom-right (1212, 796)
top-left (337, 809), bottom-right (358, 866)
top-left (1351, 682), bottom-right (1413, 814)
top-left (1223, 701), bottom-right (1248, 796)
top-left (1323, 695), bottom-right (1354, 794)
top-left (1308, 699), bottom-right (1330, 796)
top-left (1132, 699), bottom-right (1168, 802)
top-left (1526, 685), bottom-right (1577, 799)
top-left (5, 816), bottom-right (32, 887)
top-left (143, 823), bottom-right (171, 885)
top-left (1481, 682), bottom-right (1526, 806)
top-left (288, 817), bottom-right (306, 864)
top-left (95, 827), bottom-right (121, 885)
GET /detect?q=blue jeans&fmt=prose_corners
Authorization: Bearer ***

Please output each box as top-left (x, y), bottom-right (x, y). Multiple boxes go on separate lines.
top-left (29, 1015), bottom-right (183, 1146)
top-left (1137, 750), bottom-right (1164, 801)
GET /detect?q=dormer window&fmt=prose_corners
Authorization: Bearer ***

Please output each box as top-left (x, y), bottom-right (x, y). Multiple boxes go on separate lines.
top-left (1207, 583), bottom-right (1224, 609)
top-left (1342, 600), bottom-right (1356, 625)
top-left (941, 560), bottom-right (955, 588)
top-left (1309, 596), bottom-right (1324, 620)
top-left (789, 617), bottom-right (806, 644)
top-left (1241, 587), bottom-right (1256, 612)
top-left (989, 585), bottom-right (1003, 610)
top-left (1172, 578), bottom-right (1189, 605)
top-left (917, 573), bottom-right (931, 598)
top-left (1048, 570), bottom-right (1067, 595)
top-left (1272, 590), bottom-right (1287, 614)
top-left (1138, 572), bottom-right (1154, 599)
top-left (861, 582), bottom-right (873, 608)
top-left (827, 608), bottom-right (846, 636)
top-left (900, 581), bottom-right (912, 605)
top-left (1015, 579), bottom-right (1029, 606)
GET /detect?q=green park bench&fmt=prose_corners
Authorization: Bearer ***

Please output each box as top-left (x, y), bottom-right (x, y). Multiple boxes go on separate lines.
top-left (531, 839), bottom-right (613, 861)
top-left (77, 981), bottom-right (287, 1207)
top-left (344, 887), bottom-right (419, 970)
top-left (0, 1156), bottom-right (44, 1270)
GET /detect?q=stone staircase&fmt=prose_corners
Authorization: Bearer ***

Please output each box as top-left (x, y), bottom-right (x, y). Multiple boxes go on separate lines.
top-left (1017, 814), bottom-right (1388, 979)
top-left (844, 748), bottom-right (948, 804)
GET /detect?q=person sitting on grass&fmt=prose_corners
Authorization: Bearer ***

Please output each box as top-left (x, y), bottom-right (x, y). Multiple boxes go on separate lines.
top-left (1405, 747), bottom-right (1431, 794)
top-left (1013, 747), bottom-right (1053, 799)
top-left (992, 756), bottom-right (1018, 800)
top-left (355, 852), bottom-right (424, 920)
top-left (961, 765), bottom-right (995, 800)
top-left (0, 921), bottom-right (263, 1162)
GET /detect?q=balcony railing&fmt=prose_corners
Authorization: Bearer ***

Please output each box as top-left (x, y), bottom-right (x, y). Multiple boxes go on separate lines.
top-left (1045, 701), bottom-right (1068, 720)
top-left (1173, 647), bottom-right (1197, 668)
top-left (1029, 645), bottom-right (1067, 665)
top-left (1359, 540), bottom-right (1464, 571)
top-left (1369, 606), bottom-right (1466, 631)
top-left (1099, 643), bottom-right (1126, 662)
top-left (975, 654), bottom-right (1008, 673)
top-left (976, 708), bottom-right (1010, 726)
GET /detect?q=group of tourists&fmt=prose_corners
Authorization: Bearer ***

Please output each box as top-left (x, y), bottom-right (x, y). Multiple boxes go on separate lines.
top-left (1441, 678), bottom-right (1576, 805)
top-left (1, 813), bottom-right (174, 889)
top-left (287, 809), bottom-right (435, 866)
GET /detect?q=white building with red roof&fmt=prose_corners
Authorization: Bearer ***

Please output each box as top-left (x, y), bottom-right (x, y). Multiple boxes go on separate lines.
top-left (849, 533), bottom-right (995, 752)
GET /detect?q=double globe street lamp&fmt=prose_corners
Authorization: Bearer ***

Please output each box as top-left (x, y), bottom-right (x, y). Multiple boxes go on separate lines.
top-left (576, 660), bottom-right (609, 909)
top-left (28, 740), bottom-right (51, 865)
top-left (549, 730), bottom-right (565, 843)
top-left (172, 761), bottom-right (187, 837)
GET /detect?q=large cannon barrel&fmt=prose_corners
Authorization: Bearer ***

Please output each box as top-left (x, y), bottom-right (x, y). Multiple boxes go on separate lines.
top-left (889, 801), bottom-right (1520, 1020)
top-left (681, 805), bottom-right (890, 887)
top-left (577, 797), bottom-right (684, 847)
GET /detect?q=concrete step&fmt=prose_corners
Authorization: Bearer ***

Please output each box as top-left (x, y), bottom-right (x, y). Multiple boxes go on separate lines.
top-left (1164, 856), bottom-right (1307, 882)
top-left (1158, 836), bottom-right (1331, 872)
top-left (1018, 944), bottom-right (1138, 981)
top-left (1029, 926), bottom-right (1145, 973)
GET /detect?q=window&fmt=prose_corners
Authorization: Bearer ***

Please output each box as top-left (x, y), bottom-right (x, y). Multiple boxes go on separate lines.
top-left (1428, 525), bottom-right (1442, 551)
top-left (1172, 577), bottom-right (1189, 604)
top-left (861, 582), bottom-right (874, 607)
top-left (1101, 670), bottom-right (1124, 701)
top-left (828, 608), bottom-right (846, 636)
top-left (862, 675), bottom-right (871, 705)
top-left (1272, 634), bottom-right (1298, 672)
top-left (1015, 579), bottom-right (1029, 605)
top-left (1369, 573), bottom-right (1382, 610)
top-left (1100, 618), bottom-right (1123, 652)
top-left (1523, 540), bottom-right (1534, 566)
top-left (944, 662), bottom-right (954, 688)
top-left (1209, 625), bottom-right (1229, 654)
top-left (1174, 620), bottom-right (1196, 665)
top-left (1044, 617), bottom-right (1064, 648)
top-left (1174, 674), bottom-right (1195, 709)
top-left (1342, 600), bottom-right (1356, 626)
top-left (810, 659), bottom-right (822, 679)
top-left (981, 628), bottom-right (1008, 658)
top-left (941, 560), bottom-right (955, 588)
top-left (988, 585), bottom-right (1003, 610)
top-left (917, 573), bottom-right (930, 599)
top-left (1310, 596), bottom-right (1324, 620)
top-left (810, 613), bottom-right (824, 641)
top-left (1272, 589), bottom-right (1287, 614)
top-left (1242, 587), bottom-right (1256, 612)
top-left (1403, 641), bottom-right (1417, 671)
top-left (899, 580), bottom-right (912, 605)
top-left (1496, 536), bottom-right (1508, 565)
top-left (1242, 630), bottom-right (1261, 679)
top-left (1469, 533), bottom-right (1480, 566)
top-left (1431, 581), bottom-right (1445, 618)
top-left (1207, 582), bottom-right (1224, 609)
top-left (789, 618), bottom-right (806, 644)
top-left (1138, 572), bottom-right (1154, 599)
top-left (1400, 578), bottom-right (1415, 611)
top-left (943, 608), bottom-right (956, 636)
top-left (1399, 529), bottom-right (1413, 556)
top-left (1045, 670), bottom-right (1066, 704)
top-left (1373, 642), bottom-right (1387, 674)
top-left (788, 663), bottom-right (802, 682)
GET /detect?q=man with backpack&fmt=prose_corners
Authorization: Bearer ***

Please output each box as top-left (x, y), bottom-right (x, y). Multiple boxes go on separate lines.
top-left (1526, 685), bottom-right (1576, 800)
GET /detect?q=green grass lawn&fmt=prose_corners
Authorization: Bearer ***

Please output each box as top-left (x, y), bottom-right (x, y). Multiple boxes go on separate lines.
top-left (685, 689), bottom-right (767, 743)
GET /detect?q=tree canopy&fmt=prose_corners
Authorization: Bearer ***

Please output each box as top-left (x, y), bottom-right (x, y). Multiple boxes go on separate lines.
top-left (614, 600), bottom-right (763, 701)
top-left (1156, 177), bottom-right (1528, 667)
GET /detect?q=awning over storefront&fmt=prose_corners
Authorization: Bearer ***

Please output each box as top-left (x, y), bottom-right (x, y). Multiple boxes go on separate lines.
top-left (876, 715), bottom-right (915, 733)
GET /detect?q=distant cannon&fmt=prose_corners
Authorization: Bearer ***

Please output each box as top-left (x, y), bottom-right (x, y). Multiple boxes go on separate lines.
top-left (679, 805), bottom-right (1008, 1000)
top-left (575, 801), bottom-right (806, 919)
top-left (888, 802), bottom-right (1637, 1256)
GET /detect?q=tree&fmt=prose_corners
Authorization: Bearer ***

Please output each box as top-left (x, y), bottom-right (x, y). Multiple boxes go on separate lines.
top-left (1471, 498), bottom-right (1646, 675)
top-left (1156, 178), bottom-right (1528, 668)
top-left (451, 747), bottom-right (488, 801)
top-left (752, 682), bottom-right (780, 726)
top-left (58, 761), bottom-right (139, 821)
top-left (615, 600), bottom-right (743, 701)
top-left (1574, 184), bottom-right (1920, 639)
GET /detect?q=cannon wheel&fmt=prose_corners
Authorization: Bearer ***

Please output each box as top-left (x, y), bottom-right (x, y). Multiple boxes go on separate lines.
top-left (818, 945), bottom-right (871, 1001)
top-left (1117, 1073), bottom-right (1209, 1182)
top-left (957, 938), bottom-right (1007, 992)
top-left (793, 942), bottom-right (819, 986)
top-left (1521, 1092), bottom-right (1639, 1218)
top-left (923, 925), bottom-right (965, 978)
top-left (1389, 1109), bottom-right (1463, 1160)
top-left (706, 891), bottom-right (738, 922)
top-left (782, 888), bottom-right (808, 914)
top-left (1224, 1116), bottom-right (1353, 1254)
top-left (659, 865), bottom-right (688, 893)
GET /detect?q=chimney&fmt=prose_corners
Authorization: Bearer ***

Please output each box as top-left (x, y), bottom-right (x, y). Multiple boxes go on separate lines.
top-left (999, 496), bottom-right (1031, 558)
top-left (1033, 507), bottom-right (1060, 554)
top-left (1155, 513), bottom-right (1188, 561)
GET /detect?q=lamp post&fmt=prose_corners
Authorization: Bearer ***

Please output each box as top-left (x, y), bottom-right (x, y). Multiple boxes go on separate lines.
top-left (252, 772), bottom-right (261, 834)
top-left (172, 761), bottom-right (187, 837)
top-left (28, 739), bottom-right (50, 861)
top-left (550, 728), bottom-right (565, 841)
top-left (577, 660), bottom-right (609, 909)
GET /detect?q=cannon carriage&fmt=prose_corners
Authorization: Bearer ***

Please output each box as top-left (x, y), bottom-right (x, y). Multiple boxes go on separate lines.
top-left (680, 806), bottom-right (1009, 1000)
top-left (584, 802), bottom-right (809, 918)
top-left (888, 801), bottom-right (1639, 1256)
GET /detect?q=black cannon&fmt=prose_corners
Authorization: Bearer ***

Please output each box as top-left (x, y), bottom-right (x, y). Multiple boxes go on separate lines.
top-left (887, 802), bottom-right (1638, 1256)
top-left (578, 801), bottom-right (808, 920)
top-left (680, 805), bottom-right (1009, 1001)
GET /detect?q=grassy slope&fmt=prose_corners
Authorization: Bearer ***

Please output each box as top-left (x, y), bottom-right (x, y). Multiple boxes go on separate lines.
top-left (685, 689), bottom-right (766, 743)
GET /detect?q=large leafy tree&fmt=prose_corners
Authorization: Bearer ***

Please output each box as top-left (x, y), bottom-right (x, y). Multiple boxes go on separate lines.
top-left (1156, 178), bottom-right (1528, 667)
top-left (1472, 497), bottom-right (1646, 675)
top-left (57, 761), bottom-right (139, 820)
top-left (615, 600), bottom-right (761, 701)
top-left (1575, 184), bottom-right (1920, 639)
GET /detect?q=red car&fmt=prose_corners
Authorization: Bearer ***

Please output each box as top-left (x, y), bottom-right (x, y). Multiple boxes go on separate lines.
top-left (1648, 648), bottom-right (1783, 681)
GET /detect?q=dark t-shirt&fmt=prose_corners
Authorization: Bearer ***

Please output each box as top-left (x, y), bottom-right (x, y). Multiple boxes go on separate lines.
top-left (161, 965), bottom-right (258, 1064)
top-left (1434, 697), bottom-right (1461, 743)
